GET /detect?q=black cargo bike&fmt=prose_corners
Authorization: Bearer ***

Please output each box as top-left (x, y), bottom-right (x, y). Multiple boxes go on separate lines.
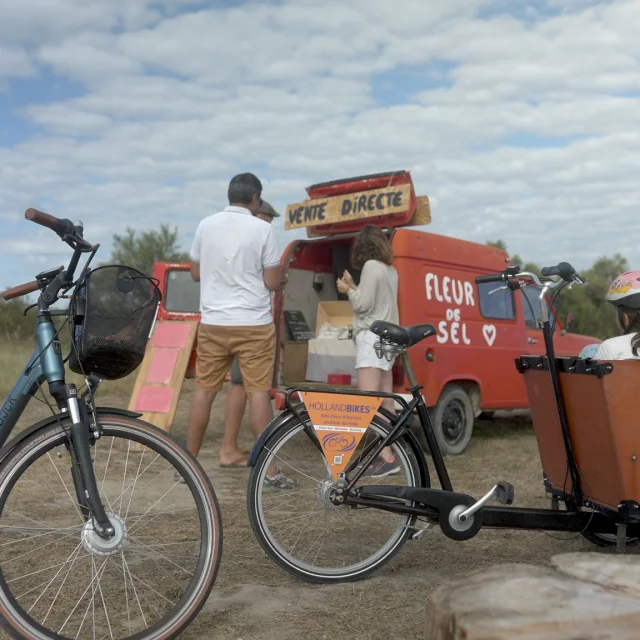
top-left (246, 261), bottom-right (640, 583)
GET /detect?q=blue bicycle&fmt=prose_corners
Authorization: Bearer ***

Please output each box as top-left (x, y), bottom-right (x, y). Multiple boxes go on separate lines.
top-left (0, 209), bottom-right (222, 640)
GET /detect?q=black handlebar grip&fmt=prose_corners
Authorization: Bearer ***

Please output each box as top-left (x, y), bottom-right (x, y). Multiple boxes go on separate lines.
top-left (475, 273), bottom-right (505, 284)
top-left (540, 262), bottom-right (575, 282)
top-left (25, 208), bottom-right (75, 238)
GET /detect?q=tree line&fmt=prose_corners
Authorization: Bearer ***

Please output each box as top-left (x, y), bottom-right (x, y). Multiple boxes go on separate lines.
top-left (0, 227), bottom-right (628, 342)
top-left (487, 240), bottom-right (626, 340)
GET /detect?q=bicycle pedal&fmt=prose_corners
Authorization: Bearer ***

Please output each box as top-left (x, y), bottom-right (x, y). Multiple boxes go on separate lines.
top-left (496, 481), bottom-right (515, 505)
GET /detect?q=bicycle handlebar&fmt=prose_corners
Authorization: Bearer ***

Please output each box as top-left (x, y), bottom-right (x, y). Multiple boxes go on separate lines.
top-left (2, 280), bottom-right (39, 301)
top-left (475, 273), bottom-right (505, 284)
top-left (25, 208), bottom-right (75, 238)
top-left (475, 262), bottom-right (585, 289)
top-left (540, 261), bottom-right (584, 283)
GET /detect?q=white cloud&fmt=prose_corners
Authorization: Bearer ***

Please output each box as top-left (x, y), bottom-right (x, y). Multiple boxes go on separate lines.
top-left (0, 46), bottom-right (36, 78)
top-left (1, 0), bottom-right (640, 292)
top-left (38, 35), bottom-right (143, 84)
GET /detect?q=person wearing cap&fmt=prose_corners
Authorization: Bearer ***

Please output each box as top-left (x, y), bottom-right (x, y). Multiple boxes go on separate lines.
top-left (223, 199), bottom-right (282, 467)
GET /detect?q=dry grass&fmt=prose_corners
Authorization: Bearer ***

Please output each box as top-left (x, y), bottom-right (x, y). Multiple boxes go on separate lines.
top-left (0, 341), bottom-right (135, 401)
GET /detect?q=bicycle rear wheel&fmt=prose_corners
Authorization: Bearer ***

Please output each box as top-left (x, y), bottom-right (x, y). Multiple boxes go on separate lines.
top-left (247, 413), bottom-right (425, 583)
top-left (0, 413), bottom-right (222, 640)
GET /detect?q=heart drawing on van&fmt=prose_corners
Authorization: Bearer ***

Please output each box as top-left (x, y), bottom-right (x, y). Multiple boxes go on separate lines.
top-left (483, 324), bottom-right (496, 347)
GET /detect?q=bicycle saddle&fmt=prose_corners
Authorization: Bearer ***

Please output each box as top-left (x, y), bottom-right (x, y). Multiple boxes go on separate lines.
top-left (369, 320), bottom-right (437, 347)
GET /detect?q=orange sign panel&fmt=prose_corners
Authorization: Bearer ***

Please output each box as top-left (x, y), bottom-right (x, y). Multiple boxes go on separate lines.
top-left (301, 392), bottom-right (383, 481)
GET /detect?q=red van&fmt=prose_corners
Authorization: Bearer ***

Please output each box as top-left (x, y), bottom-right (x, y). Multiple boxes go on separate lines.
top-left (152, 171), bottom-right (599, 454)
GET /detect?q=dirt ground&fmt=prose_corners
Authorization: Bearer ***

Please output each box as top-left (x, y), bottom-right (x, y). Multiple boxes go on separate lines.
top-left (3, 381), bottom-right (630, 640)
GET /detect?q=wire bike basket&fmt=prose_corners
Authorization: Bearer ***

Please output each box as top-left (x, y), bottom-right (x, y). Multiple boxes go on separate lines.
top-left (69, 265), bottom-right (161, 380)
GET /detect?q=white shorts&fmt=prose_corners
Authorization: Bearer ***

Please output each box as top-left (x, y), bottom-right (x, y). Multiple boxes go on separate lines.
top-left (355, 330), bottom-right (396, 371)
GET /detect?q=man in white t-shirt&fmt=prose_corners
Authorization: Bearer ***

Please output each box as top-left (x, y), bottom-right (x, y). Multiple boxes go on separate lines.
top-left (185, 173), bottom-right (291, 481)
top-left (224, 199), bottom-right (281, 458)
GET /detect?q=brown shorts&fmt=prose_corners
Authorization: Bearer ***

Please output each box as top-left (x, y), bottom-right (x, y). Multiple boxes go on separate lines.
top-left (195, 323), bottom-right (276, 393)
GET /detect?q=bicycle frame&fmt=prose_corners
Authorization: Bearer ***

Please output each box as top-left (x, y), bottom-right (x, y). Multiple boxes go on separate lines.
top-left (0, 316), bottom-right (65, 447)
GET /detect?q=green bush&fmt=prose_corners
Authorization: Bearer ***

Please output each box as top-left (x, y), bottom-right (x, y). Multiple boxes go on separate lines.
top-left (0, 299), bottom-right (35, 343)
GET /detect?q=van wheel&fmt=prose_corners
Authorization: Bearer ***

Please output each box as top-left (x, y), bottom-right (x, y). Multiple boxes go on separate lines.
top-left (430, 385), bottom-right (474, 455)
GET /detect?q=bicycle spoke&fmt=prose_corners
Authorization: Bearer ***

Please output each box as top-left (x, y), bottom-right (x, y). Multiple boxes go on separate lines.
top-left (128, 535), bottom-right (195, 578)
top-left (94, 556), bottom-right (114, 640)
top-left (0, 522), bottom-right (83, 548)
top-left (127, 495), bottom-right (185, 537)
top-left (118, 439), bottom-right (132, 519)
top-left (123, 444), bottom-right (147, 522)
top-left (122, 553), bottom-right (132, 637)
top-left (39, 544), bottom-right (84, 623)
top-left (108, 457), bottom-right (170, 514)
top-left (121, 553), bottom-right (148, 629)
top-left (58, 558), bottom-right (108, 635)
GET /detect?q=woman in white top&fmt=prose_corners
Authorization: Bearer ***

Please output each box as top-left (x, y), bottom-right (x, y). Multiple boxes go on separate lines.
top-left (337, 225), bottom-right (400, 478)
top-left (593, 270), bottom-right (640, 361)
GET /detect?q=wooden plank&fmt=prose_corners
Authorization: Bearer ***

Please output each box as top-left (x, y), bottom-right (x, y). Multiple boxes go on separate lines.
top-left (128, 320), bottom-right (198, 437)
top-left (410, 195), bottom-right (431, 226)
top-left (425, 552), bottom-right (640, 640)
top-left (284, 183), bottom-right (413, 231)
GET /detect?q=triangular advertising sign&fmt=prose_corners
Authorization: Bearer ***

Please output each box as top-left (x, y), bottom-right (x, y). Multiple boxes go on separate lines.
top-left (301, 392), bottom-right (383, 482)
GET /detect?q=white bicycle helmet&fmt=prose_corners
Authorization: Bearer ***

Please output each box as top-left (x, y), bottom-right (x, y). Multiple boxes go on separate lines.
top-left (605, 270), bottom-right (640, 333)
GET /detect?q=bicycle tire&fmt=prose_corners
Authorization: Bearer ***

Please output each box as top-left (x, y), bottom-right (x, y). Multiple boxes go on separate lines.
top-left (247, 414), bottom-right (425, 584)
top-left (0, 413), bottom-right (222, 640)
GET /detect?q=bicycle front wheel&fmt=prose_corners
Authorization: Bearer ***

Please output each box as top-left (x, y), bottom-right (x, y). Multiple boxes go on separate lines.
top-left (0, 413), bottom-right (222, 640)
top-left (248, 413), bottom-right (425, 583)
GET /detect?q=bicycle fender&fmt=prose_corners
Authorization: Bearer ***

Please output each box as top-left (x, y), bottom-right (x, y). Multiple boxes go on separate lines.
top-left (248, 409), bottom-right (303, 467)
top-left (0, 407), bottom-right (142, 465)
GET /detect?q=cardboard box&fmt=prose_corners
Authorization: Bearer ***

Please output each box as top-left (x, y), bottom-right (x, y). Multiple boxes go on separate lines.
top-left (315, 301), bottom-right (353, 337)
top-left (282, 341), bottom-right (308, 384)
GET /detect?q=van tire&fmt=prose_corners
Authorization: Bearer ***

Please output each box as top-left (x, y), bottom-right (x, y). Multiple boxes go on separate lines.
top-left (430, 385), bottom-right (474, 455)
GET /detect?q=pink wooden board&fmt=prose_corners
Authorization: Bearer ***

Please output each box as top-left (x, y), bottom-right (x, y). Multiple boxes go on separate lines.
top-left (152, 322), bottom-right (193, 349)
top-left (147, 348), bottom-right (180, 384)
top-left (134, 385), bottom-right (175, 413)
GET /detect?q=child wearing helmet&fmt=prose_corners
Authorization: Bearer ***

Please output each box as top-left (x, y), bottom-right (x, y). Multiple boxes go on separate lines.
top-left (593, 271), bottom-right (640, 361)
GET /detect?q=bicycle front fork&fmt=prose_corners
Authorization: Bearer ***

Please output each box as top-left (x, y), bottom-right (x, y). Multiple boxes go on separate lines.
top-left (55, 383), bottom-right (115, 540)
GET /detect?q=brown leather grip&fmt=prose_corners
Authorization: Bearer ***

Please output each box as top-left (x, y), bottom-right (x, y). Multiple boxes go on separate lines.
top-left (25, 208), bottom-right (60, 230)
top-left (2, 280), bottom-right (39, 301)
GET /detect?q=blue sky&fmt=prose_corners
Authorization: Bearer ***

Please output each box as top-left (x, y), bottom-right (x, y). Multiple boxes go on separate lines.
top-left (1, 0), bottom-right (640, 294)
